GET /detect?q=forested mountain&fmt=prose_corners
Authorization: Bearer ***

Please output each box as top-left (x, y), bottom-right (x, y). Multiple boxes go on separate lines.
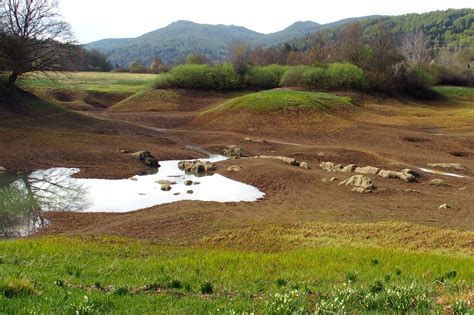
top-left (84, 9), bottom-right (473, 67)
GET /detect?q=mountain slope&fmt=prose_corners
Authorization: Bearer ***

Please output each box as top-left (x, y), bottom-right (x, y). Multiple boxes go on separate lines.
top-left (84, 9), bottom-right (474, 67)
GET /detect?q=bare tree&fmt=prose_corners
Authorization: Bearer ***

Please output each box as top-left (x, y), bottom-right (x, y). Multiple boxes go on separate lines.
top-left (401, 30), bottom-right (430, 67)
top-left (0, 0), bottom-right (73, 86)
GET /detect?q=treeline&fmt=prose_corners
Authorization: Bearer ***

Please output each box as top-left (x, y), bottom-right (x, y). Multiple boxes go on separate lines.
top-left (153, 21), bottom-right (472, 93)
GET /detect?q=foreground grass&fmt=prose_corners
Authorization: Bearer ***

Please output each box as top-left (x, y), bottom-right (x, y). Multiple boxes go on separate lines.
top-left (17, 72), bottom-right (157, 94)
top-left (0, 236), bottom-right (472, 313)
top-left (210, 90), bottom-right (352, 112)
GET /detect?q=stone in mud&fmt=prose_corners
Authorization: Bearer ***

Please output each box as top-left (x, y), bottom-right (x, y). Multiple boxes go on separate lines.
top-left (227, 165), bottom-right (243, 172)
top-left (178, 160), bottom-right (216, 174)
top-left (439, 204), bottom-right (450, 210)
top-left (300, 162), bottom-right (310, 169)
top-left (340, 175), bottom-right (374, 193)
top-left (330, 177), bottom-right (338, 182)
top-left (132, 151), bottom-right (160, 167)
top-left (378, 170), bottom-right (416, 182)
top-left (186, 190), bottom-right (194, 194)
top-left (427, 163), bottom-right (467, 171)
top-left (342, 164), bottom-right (357, 173)
top-left (223, 145), bottom-right (243, 158)
top-left (184, 180), bottom-right (193, 186)
top-left (429, 179), bottom-right (450, 186)
top-left (157, 179), bottom-right (171, 185)
top-left (258, 155), bottom-right (300, 166)
top-left (160, 183), bottom-right (171, 191)
top-left (401, 169), bottom-right (421, 178)
top-left (355, 166), bottom-right (380, 175)
top-left (119, 149), bottom-right (130, 154)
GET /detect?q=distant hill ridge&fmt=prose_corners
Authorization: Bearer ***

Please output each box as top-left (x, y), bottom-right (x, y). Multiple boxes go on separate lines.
top-left (84, 9), bottom-right (473, 66)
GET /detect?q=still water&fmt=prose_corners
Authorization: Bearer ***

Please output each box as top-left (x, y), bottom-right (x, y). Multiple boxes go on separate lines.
top-left (0, 156), bottom-right (264, 238)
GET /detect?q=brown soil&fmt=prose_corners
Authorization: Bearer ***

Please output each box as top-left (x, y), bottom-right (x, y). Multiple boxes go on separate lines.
top-left (1, 89), bottom-right (473, 243)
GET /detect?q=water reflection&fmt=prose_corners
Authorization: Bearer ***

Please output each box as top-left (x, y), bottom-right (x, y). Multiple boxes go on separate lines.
top-left (0, 169), bottom-right (89, 238)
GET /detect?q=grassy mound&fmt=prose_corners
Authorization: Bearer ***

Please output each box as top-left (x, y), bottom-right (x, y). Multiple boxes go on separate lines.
top-left (0, 236), bottom-right (472, 313)
top-left (433, 86), bottom-right (474, 102)
top-left (109, 89), bottom-right (181, 112)
top-left (210, 90), bottom-right (352, 112)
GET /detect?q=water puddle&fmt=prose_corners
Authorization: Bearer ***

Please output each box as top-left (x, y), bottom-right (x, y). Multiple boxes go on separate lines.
top-left (0, 155), bottom-right (265, 238)
top-left (419, 167), bottom-right (469, 179)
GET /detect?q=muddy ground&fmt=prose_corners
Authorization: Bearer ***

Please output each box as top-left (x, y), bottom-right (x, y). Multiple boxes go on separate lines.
top-left (1, 90), bottom-right (473, 242)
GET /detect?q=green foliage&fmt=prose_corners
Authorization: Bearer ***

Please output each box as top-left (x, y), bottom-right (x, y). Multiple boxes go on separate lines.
top-left (156, 64), bottom-right (241, 90)
top-left (0, 278), bottom-right (37, 298)
top-left (199, 282), bottom-right (213, 294)
top-left (326, 62), bottom-right (367, 89)
top-left (302, 66), bottom-right (329, 89)
top-left (244, 65), bottom-right (289, 89)
top-left (280, 66), bottom-right (312, 87)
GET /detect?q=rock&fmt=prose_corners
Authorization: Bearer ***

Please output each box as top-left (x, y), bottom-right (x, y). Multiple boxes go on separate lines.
top-left (173, 193), bottom-right (181, 196)
top-left (184, 180), bottom-right (193, 186)
top-left (429, 179), bottom-right (450, 186)
top-left (378, 170), bottom-right (416, 182)
top-left (330, 177), bottom-right (338, 182)
top-left (321, 178), bottom-right (327, 183)
top-left (355, 166), bottom-right (380, 175)
top-left (223, 145), bottom-right (243, 158)
top-left (439, 204), bottom-right (450, 210)
top-left (427, 163), bottom-right (467, 171)
top-left (340, 175), bottom-right (374, 193)
top-left (0, 166), bottom-right (6, 173)
top-left (244, 137), bottom-right (264, 143)
top-left (186, 190), bottom-right (194, 194)
top-left (128, 177), bottom-right (138, 181)
top-left (300, 162), bottom-right (310, 170)
top-left (319, 162), bottom-right (335, 172)
top-left (351, 187), bottom-right (371, 194)
top-left (405, 189), bottom-right (422, 194)
top-left (342, 164), bottom-right (357, 173)
top-left (119, 149), bottom-right (130, 154)
top-left (132, 151), bottom-right (160, 167)
top-left (459, 187), bottom-right (467, 191)
top-left (258, 155), bottom-right (300, 166)
top-left (178, 160), bottom-right (216, 174)
top-left (157, 179), bottom-right (171, 185)
top-left (193, 181), bottom-right (201, 185)
top-left (401, 169), bottom-right (422, 178)
top-left (160, 183), bottom-right (171, 191)
top-left (317, 152), bottom-right (325, 157)
top-left (227, 165), bottom-right (243, 172)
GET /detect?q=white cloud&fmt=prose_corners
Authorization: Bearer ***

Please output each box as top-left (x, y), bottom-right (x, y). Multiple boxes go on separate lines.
top-left (58, 0), bottom-right (474, 43)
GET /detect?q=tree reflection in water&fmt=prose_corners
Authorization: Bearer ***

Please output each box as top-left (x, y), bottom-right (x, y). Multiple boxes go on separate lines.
top-left (0, 168), bottom-right (90, 238)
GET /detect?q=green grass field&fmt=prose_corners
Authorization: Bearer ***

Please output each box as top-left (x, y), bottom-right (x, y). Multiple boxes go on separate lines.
top-left (17, 72), bottom-right (157, 94)
top-left (0, 236), bottom-right (472, 314)
top-left (210, 90), bottom-right (352, 113)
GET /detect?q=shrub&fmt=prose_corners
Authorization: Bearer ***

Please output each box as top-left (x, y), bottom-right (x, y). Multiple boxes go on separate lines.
top-left (244, 64), bottom-right (289, 89)
top-left (302, 67), bottom-right (328, 89)
top-left (326, 62), bottom-right (367, 89)
top-left (280, 66), bottom-right (312, 87)
top-left (1, 278), bottom-right (38, 298)
top-left (346, 271), bottom-right (358, 283)
top-left (276, 278), bottom-right (288, 287)
top-left (200, 282), bottom-right (213, 294)
top-left (169, 279), bottom-right (183, 289)
top-left (156, 64), bottom-right (241, 90)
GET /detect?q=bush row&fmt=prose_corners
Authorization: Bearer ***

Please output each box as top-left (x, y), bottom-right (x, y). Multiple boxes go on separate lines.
top-left (154, 62), bottom-right (441, 92)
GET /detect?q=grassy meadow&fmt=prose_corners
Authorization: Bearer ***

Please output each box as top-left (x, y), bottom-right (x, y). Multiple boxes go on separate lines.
top-left (1, 236), bottom-right (472, 314)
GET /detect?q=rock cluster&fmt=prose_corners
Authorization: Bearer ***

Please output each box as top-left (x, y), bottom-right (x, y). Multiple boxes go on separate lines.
top-left (339, 175), bottom-right (374, 193)
top-left (427, 163), bottom-right (467, 171)
top-left (319, 162), bottom-right (419, 182)
top-left (223, 145), bottom-right (243, 158)
top-left (131, 151), bottom-right (160, 167)
top-left (256, 155), bottom-right (310, 169)
top-left (178, 160), bottom-right (216, 174)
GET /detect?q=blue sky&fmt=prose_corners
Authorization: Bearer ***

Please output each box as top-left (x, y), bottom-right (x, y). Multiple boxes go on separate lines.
top-left (58, 0), bottom-right (473, 43)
